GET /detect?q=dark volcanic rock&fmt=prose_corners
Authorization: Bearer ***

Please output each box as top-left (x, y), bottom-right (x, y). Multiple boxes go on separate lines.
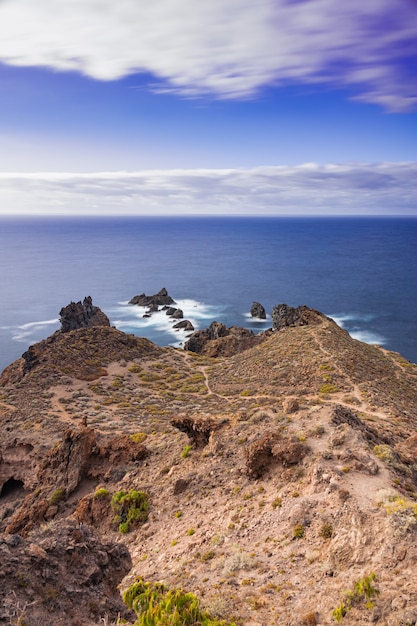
top-left (173, 319), bottom-right (194, 331)
top-left (271, 303), bottom-right (325, 330)
top-left (165, 306), bottom-right (178, 316)
top-left (245, 432), bottom-right (308, 479)
top-left (184, 321), bottom-right (265, 357)
top-left (184, 321), bottom-right (229, 353)
top-left (171, 415), bottom-right (227, 448)
top-left (60, 296), bottom-right (110, 333)
top-left (129, 287), bottom-right (175, 307)
top-left (331, 404), bottom-right (392, 446)
top-left (250, 301), bottom-right (266, 319)
top-left (22, 344), bottom-right (40, 372)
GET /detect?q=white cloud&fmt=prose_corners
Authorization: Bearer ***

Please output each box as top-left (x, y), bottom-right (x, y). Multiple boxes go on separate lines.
top-left (0, 0), bottom-right (416, 110)
top-left (0, 163), bottom-right (416, 216)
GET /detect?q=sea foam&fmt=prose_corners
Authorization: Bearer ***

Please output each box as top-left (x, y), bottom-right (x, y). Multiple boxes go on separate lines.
top-left (329, 313), bottom-right (387, 346)
top-left (110, 298), bottom-right (226, 347)
top-left (7, 318), bottom-right (59, 342)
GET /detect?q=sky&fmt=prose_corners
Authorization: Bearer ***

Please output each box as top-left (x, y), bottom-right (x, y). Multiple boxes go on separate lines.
top-left (0, 0), bottom-right (416, 216)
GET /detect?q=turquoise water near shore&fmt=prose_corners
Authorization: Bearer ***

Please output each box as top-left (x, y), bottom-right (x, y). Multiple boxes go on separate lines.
top-left (0, 216), bottom-right (416, 371)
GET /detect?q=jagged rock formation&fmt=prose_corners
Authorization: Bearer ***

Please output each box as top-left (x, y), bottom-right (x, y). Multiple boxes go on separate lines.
top-left (129, 287), bottom-right (175, 308)
top-left (171, 414), bottom-right (226, 448)
top-left (1, 299), bottom-right (417, 625)
top-left (60, 296), bottom-right (110, 333)
top-left (272, 302), bottom-right (326, 329)
top-left (250, 301), bottom-right (266, 319)
top-left (184, 321), bottom-right (266, 356)
top-left (3, 427), bottom-right (148, 536)
top-left (244, 431), bottom-right (308, 479)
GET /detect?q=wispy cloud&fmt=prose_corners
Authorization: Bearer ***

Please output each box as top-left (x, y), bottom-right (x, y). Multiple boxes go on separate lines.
top-left (0, 163), bottom-right (416, 216)
top-left (0, 0), bottom-right (416, 110)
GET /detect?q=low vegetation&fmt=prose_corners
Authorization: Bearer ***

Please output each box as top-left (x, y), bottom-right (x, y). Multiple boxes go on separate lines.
top-left (2, 305), bottom-right (417, 625)
top-left (123, 578), bottom-right (236, 625)
top-left (331, 573), bottom-right (379, 622)
top-left (111, 489), bottom-right (149, 533)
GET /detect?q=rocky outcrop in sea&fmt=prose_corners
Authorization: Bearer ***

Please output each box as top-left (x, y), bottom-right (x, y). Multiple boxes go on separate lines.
top-left (250, 301), bottom-right (266, 319)
top-left (129, 287), bottom-right (175, 308)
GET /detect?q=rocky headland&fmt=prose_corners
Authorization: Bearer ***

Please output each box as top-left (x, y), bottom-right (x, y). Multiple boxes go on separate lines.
top-left (1, 297), bottom-right (417, 625)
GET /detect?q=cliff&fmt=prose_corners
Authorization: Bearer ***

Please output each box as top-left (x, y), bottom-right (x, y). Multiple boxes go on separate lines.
top-left (0, 302), bottom-right (416, 625)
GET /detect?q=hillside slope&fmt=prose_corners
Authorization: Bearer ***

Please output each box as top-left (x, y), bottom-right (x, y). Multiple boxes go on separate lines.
top-left (1, 309), bottom-right (416, 625)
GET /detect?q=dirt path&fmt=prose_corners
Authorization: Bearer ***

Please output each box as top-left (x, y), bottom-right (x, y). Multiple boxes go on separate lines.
top-left (0, 401), bottom-right (16, 412)
top-left (309, 328), bottom-right (393, 421)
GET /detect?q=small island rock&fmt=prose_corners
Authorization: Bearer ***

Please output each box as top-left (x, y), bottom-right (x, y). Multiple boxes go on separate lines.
top-left (173, 320), bottom-right (194, 332)
top-left (129, 288), bottom-right (175, 307)
top-left (250, 301), bottom-right (266, 319)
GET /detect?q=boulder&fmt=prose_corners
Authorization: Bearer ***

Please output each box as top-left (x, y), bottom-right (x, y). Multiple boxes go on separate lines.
top-left (283, 397), bottom-right (299, 414)
top-left (173, 320), bottom-right (194, 332)
top-left (250, 301), bottom-right (266, 319)
top-left (245, 432), bottom-right (308, 479)
top-left (59, 296), bottom-right (110, 333)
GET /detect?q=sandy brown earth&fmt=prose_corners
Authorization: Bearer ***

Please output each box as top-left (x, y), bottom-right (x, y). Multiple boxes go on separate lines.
top-left (0, 315), bottom-right (417, 625)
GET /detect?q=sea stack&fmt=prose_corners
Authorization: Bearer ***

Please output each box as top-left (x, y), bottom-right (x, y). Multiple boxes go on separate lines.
top-left (250, 301), bottom-right (266, 319)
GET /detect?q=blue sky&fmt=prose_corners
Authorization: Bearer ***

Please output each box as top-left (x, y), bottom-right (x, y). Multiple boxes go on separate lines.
top-left (0, 0), bottom-right (416, 216)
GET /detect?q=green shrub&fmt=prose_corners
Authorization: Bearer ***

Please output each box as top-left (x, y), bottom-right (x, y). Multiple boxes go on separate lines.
top-left (123, 578), bottom-right (236, 625)
top-left (130, 432), bottom-right (148, 444)
top-left (293, 524), bottom-right (305, 539)
top-left (181, 445), bottom-right (192, 459)
top-left (111, 489), bottom-right (149, 533)
top-left (331, 573), bottom-right (379, 622)
top-left (373, 444), bottom-right (395, 464)
top-left (49, 486), bottom-right (66, 505)
top-left (128, 364), bottom-right (143, 373)
top-left (319, 383), bottom-right (339, 394)
top-left (94, 487), bottom-right (110, 499)
top-left (376, 489), bottom-right (417, 516)
top-left (332, 602), bottom-right (347, 623)
top-left (319, 523), bottom-right (333, 539)
top-left (119, 521), bottom-right (130, 534)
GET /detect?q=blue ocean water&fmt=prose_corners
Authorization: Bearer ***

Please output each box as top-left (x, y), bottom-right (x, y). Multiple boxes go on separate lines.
top-left (0, 216), bottom-right (416, 372)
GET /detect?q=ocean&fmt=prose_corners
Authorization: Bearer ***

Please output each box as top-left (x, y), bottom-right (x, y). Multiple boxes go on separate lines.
top-left (0, 216), bottom-right (416, 372)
